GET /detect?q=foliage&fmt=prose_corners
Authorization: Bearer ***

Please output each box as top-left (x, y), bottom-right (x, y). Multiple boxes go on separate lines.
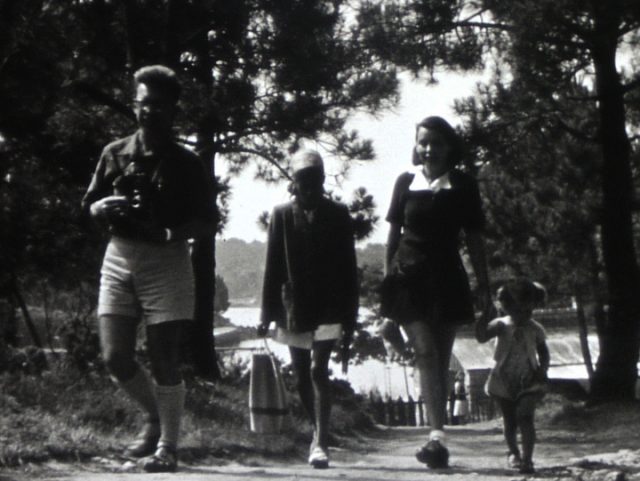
top-left (358, 0), bottom-right (640, 400)
top-left (214, 274), bottom-right (230, 313)
top-left (0, 353), bottom-right (375, 468)
top-left (0, 0), bottom-right (400, 342)
top-left (57, 317), bottom-right (102, 372)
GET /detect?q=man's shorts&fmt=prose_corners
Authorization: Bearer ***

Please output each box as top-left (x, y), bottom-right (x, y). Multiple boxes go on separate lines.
top-left (275, 323), bottom-right (342, 350)
top-left (98, 236), bottom-right (195, 325)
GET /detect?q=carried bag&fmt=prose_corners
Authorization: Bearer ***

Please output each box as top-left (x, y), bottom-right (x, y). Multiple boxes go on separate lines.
top-left (249, 340), bottom-right (289, 434)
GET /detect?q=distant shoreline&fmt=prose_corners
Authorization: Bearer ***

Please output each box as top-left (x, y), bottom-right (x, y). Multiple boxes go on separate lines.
top-left (229, 298), bottom-right (259, 308)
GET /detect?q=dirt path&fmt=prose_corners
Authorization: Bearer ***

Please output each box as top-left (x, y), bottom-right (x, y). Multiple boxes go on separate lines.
top-left (3, 420), bottom-right (638, 481)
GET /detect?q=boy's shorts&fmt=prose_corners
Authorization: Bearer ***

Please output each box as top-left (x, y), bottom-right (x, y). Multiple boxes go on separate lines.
top-left (98, 236), bottom-right (195, 325)
top-left (275, 323), bottom-right (342, 350)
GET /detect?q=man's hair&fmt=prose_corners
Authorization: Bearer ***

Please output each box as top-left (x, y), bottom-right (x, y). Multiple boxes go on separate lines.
top-left (133, 65), bottom-right (181, 103)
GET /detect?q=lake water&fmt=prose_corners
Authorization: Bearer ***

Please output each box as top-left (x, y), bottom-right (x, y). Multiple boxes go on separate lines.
top-left (222, 306), bottom-right (618, 399)
top-left (223, 306), bottom-right (417, 400)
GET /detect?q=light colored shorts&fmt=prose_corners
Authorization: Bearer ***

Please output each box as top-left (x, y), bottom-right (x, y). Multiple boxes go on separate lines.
top-left (275, 323), bottom-right (342, 350)
top-left (98, 236), bottom-right (195, 325)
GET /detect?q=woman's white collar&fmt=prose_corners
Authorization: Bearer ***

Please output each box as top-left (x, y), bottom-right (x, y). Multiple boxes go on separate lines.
top-left (408, 167), bottom-right (452, 192)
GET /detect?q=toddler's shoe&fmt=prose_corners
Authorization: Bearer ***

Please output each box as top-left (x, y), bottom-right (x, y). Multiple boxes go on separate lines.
top-left (308, 446), bottom-right (329, 469)
top-left (140, 445), bottom-right (178, 473)
top-left (507, 451), bottom-right (522, 469)
top-left (415, 439), bottom-right (449, 469)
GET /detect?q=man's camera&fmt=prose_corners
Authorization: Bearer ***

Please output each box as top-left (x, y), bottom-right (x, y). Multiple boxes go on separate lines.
top-left (112, 161), bottom-right (154, 221)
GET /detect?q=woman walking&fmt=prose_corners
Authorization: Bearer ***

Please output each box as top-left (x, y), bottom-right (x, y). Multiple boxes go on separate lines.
top-left (382, 116), bottom-right (493, 469)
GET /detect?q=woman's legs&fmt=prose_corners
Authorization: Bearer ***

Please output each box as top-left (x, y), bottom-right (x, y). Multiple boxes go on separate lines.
top-left (404, 321), bottom-right (457, 431)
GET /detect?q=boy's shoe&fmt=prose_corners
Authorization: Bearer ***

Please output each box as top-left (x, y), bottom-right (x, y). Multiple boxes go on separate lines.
top-left (415, 440), bottom-right (449, 469)
top-left (123, 421), bottom-right (160, 458)
top-left (308, 446), bottom-right (329, 469)
top-left (519, 460), bottom-right (535, 474)
top-left (141, 446), bottom-right (178, 473)
top-left (507, 452), bottom-right (522, 469)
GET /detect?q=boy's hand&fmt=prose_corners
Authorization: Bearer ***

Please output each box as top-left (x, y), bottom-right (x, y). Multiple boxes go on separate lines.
top-left (256, 323), bottom-right (270, 338)
top-left (534, 368), bottom-right (548, 384)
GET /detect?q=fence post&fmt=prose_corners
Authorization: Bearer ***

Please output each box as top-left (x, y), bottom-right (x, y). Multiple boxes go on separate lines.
top-left (384, 396), bottom-right (394, 425)
top-left (396, 397), bottom-right (406, 426)
top-left (416, 396), bottom-right (425, 426)
top-left (406, 396), bottom-right (416, 426)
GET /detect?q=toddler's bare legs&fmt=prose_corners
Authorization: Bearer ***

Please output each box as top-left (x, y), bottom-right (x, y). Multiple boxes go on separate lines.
top-left (497, 398), bottom-right (520, 457)
top-left (517, 394), bottom-right (539, 465)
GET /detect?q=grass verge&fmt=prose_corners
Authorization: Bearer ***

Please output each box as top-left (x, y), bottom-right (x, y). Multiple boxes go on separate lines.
top-left (0, 358), bottom-right (377, 469)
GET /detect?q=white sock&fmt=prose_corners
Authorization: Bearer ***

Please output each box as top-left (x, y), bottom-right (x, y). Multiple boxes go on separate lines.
top-left (155, 381), bottom-right (186, 450)
top-left (430, 429), bottom-right (447, 447)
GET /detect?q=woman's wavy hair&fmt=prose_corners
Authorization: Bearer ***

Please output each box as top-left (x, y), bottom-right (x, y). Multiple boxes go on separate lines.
top-left (412, 116), bottom-right (463, 166)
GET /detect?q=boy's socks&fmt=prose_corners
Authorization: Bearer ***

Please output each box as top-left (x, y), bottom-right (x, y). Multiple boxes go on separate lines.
top-left (116, 367), bottom-right (158, 419)
top-left (155, 381), bottom-right (186, 449)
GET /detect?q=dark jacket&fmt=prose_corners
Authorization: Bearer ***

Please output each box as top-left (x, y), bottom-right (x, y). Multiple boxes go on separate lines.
top-left (260, 197), bottom-right (359, 333)
top-left (82, 131), bottom-right (216, 231)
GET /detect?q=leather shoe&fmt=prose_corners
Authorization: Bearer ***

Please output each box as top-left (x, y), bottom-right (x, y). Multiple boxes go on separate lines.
top-left (123, 420), bottom-right (160, 458)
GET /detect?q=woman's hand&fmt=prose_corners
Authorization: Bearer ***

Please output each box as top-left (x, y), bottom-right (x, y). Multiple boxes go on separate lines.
top-left (479, 289), bottom-right (497, 323)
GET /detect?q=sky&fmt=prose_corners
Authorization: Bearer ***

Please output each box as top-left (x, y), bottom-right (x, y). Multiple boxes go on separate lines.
top-left (218, 71), bottom-right (484, 245)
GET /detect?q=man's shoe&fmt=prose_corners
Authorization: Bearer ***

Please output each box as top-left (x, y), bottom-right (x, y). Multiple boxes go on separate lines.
top-left (415, 440), bottom-right (449, 469)
top-left (123, 421), bottom-right (160, 458)
top-left (141, 446), bottom-right (178, 473)
top-left (308, 446), bottom-right (329, 469)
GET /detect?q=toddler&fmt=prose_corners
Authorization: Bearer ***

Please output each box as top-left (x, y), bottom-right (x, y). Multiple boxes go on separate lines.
top-left (475, 278), bottom-right (550, 474)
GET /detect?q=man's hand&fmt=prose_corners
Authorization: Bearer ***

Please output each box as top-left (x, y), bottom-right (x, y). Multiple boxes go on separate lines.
top-left (90, 195), bottom-right (129, 221)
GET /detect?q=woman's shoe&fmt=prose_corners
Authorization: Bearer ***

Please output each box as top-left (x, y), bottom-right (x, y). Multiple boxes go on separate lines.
top-left (141, 446), bottom-right (178, 473)
top-left (308, 446), bottom-right (329, 469)
top-left (415, 440), bottom-right (449, 469)
top-left (123, 420), bottom-right (160, 458)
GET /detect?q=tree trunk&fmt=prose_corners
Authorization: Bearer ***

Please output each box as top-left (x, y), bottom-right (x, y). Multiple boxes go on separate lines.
top-left (160, 0), bottom-right (219, 381)
top-left (574, 290), bottom-right (594, 382)
top-left (10, 274), bottom-right (43, 349)
top-left (588, 234), bottom-right (606, 352)
top-left (189, 143), bottom-right (220, 381)
top-left (589, 7), bottom-right (640, 401)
